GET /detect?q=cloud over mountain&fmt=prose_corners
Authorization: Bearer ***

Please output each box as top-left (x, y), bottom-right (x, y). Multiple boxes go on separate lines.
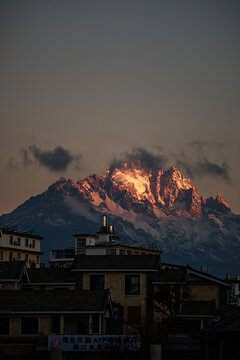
top-left (110, 147), bottom-right (167, 172)
top-left (174, 141), bottom-right (231, 182)
top-left (19, 145), bottom-right (82, 172)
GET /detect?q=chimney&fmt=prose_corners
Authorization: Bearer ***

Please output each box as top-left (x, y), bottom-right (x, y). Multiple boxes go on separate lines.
top-left (200, 266), bottom-right (208, 273)
top-left (226, 273), bottom-right (231, 280)
top-left (101, 215), bottom-right (107, 232)
top-left (108, 225), bottom-right (114, 234)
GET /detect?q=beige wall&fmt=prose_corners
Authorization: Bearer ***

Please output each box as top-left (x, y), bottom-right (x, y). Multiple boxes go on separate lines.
top-left (0, 233), bottom-right (41, 267)
top-left (82, 271), bottom-right (148, 333)
top-left (186, 274), bottom-right (220, 308)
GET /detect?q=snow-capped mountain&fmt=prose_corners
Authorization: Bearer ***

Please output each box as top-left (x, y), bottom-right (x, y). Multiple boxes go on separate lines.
top-left (0, 162), bottom-right (239, 275)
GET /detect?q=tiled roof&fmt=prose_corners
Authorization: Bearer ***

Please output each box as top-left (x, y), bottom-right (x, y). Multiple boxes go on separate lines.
top-left (0, 289), bottom-right (108, 312)
top-left (27, 268), bottom-right (76, 284)
top-left (72, 255), bottom-right (160, 271)
top-left (0, 261), bottom-right (26, 281)
top-left (152, 269), bottom-right (188, 283)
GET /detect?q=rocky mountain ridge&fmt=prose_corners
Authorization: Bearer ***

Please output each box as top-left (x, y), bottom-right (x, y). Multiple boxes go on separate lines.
top-left (0, 163), bottom-right (239, 275)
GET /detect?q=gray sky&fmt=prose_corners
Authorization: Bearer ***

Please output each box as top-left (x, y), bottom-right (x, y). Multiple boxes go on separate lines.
top-left (1, 0), bottom-right (240, 214)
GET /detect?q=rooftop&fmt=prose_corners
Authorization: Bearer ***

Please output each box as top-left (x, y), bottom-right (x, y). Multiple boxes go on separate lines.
top-left (1, 228), bottom-right (43, 240)
top-left (72, 254), bottom-right (160, 271)
top-left (0, 261), bottom-right (26, 281)
top-left (0, 289), bottom-right (109, 313)
top-left (27, 268), bottom-right (76, 284)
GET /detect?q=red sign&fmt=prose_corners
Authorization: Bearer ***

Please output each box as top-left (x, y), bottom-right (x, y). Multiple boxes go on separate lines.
top-left (51, 338), bottom-right (62, 347)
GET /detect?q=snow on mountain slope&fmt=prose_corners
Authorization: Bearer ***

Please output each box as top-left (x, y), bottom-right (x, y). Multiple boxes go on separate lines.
top-left (0, 162), bottom-right (239, 275)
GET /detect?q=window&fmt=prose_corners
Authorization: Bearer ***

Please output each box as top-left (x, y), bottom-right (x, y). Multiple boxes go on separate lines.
top-left (77, 239), bottom-right (86, 249)
top-left (25, 239), bottom-right (29, 247)
top-left (52, 316), bottom-right (60, 333)
top-left (125, 274), bottom-right (140, 295)
top-left (127, 250), bottom-right (132, 255)
top-left (21, 317), bottom-right (38, 335)
top-left (9, 252), bottom-right (13, 261)
top-left (127, 306), bottom-right (141, 325)
top-left (32, 240), bottom-right (35, 248)
top-left (106, 248), bottom-right (116, 256)
top-left (9, 236), bottom-right (13, 245)
top-left (0, 251), bottom-right (3, 260)
top-left (16, 237), bottom-right (21, 246)
top-left (92, 314), bottom-right (100, 333)
top-left (17, 253), bottom-right (21, 261)
top-left (36, 256), bottom-right (39, 264)
top-left (25, 255), bottom-right (28, 263)
top-left (89, 275), bottom-right (105, 289)
top-left (119, 249), bottom-right (125, 255)
top-left (0, 284), bottom-right (4, 290)
top-left (0, 318), bottom-right (10, 335)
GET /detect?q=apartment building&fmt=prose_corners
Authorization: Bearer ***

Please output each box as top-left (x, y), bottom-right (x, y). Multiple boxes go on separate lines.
top-left (0, 229), bottom-right (42, 268)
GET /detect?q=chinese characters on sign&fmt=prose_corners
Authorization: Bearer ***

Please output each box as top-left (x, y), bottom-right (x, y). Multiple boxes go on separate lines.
top-left (48, 334), bottom-right (141, 352)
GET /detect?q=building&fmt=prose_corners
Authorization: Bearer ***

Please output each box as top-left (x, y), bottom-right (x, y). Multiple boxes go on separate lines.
top-left (151, 267), bottom-right (230, 359)
top-left (72, 254), bottom-right (161, 333)
top-left (49, 215), bottom-right (161, 268)
top-left (0, 261), bottom-right (28, 290)
top-left (73, 215), bottom-right (162, 257)
top-left (202, 309), bottom-right (240, 360)
top-left (48, 248), bottom-right (75, 268)
top-left (0, 229), bottom-right (42, 268)
top-left (0, 289), bottom-right (115, 359)
top-left (225, 273), bottom-right (240, 305)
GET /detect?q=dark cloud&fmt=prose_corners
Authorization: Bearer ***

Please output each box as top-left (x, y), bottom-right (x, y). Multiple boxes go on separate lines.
top-left (21, 148), bottom-right (33, 167)
top-left (20, 145), bottom-right (82, 172)
top-left (7, 158), bottom-right (19, 170)
top-left (175, 141), bottom-right (231, 182)
top-left (110, 147), bottom-right (167, 173)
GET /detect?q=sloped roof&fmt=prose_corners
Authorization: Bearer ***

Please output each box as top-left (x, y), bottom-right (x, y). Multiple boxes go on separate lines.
top-left (204, 310), bottom-right (240, 334)
top-left (178, 301), bottom-right (216, 317)
top-left (0, 289), bottom-right (108, 313)
top-left (72, 255), bottom-right (160, 271)
top-left (27, 268), bottom-right (76, 284)
top-left (0, 261), bottom-right (26, 281)
top-left (152, 269), bottom-right (188, 283)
